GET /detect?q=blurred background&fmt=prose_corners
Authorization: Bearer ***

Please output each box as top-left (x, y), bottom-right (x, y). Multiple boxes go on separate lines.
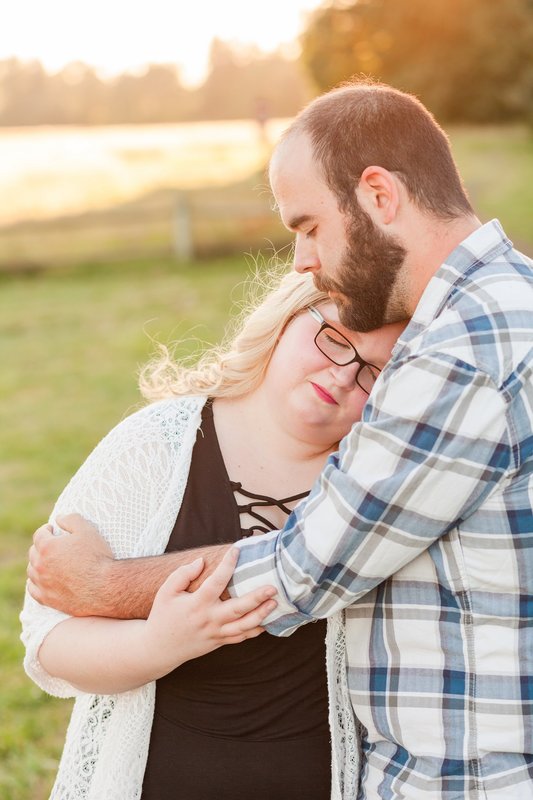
top-left (1, 1), bottom-right (532, 797)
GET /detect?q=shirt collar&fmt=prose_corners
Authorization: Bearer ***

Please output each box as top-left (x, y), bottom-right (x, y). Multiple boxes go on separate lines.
top-left (393, 219), bottom-right (513, 354)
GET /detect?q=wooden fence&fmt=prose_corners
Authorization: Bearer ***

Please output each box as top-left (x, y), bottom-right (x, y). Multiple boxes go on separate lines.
top-left (0, 185), bottom-right (291, 272)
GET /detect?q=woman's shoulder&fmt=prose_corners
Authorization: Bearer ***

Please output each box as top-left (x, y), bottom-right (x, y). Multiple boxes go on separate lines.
top-left (82, 395), bottom-right (207, 467)
top-left (113, 395), bottom-right (206, 439)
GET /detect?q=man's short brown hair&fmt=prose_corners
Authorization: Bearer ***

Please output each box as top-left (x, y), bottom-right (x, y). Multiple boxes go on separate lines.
top-left (286, 79), bottom-right (474, 220)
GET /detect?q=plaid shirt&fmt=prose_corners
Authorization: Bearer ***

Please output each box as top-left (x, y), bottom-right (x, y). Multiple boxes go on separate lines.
top-left (230, 220), bottom-right (533, 798)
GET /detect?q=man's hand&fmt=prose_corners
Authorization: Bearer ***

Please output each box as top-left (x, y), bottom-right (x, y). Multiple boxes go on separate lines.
top-left (27, 514), bottom-right (115, 617)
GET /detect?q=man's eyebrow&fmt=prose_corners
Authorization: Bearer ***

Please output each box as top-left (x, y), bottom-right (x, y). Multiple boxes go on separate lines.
top-left (286, 214), bottom-right (314, 231)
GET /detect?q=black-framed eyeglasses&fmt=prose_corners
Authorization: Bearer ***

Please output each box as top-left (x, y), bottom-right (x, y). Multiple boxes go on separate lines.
top-left (308, 306), bottom-right (381, 395)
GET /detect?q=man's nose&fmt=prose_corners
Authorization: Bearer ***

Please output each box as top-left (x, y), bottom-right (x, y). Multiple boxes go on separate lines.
top-left (329, 361), bottom-right (359, 390)
top-left (293, 234), bottom-right (320, 274)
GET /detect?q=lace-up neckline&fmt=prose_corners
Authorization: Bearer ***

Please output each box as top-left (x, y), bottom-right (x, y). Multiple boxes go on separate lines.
top-left (229, 481), bottom-right (309, 537)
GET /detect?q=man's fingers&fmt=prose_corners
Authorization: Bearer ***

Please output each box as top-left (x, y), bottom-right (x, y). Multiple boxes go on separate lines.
top-left (27, 547), bottom-right (47, 584)
top-left (26, 579), bottom-right (44, 605)
top-left (219, 597), bottom-right (277, 637)
top-left (56, 513), bottom-right (96, 536)
top-left (26, 561), bottom-right (38, 583)
top-left (32, 524), bottom-right (53, 545)
top-left (159, 557), bottom-right (205, 598)
top-left (26, 562), bottom-right (54, 600)
top-left (28, 544), bottom-right (37, 568)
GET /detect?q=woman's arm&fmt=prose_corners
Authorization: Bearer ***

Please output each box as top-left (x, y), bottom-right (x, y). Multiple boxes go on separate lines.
top-left (20, 397), bottom-right (268, 697)
top-left (38, 548), bottom-right (277, 694)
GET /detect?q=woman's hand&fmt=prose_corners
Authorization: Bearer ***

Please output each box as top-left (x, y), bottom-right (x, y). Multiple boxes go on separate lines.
top-left (143, 547), bottom-right (277, 676)
top-left (37, 547), bottom-right (277, 694)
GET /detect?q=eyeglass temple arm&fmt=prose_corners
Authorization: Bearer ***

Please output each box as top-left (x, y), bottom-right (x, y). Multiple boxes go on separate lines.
top-left (307, 306), bottom-right (325, 324)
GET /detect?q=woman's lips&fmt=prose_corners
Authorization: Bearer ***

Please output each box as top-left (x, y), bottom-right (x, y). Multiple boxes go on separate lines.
top-left (310, 382), bottom-right (338, 405)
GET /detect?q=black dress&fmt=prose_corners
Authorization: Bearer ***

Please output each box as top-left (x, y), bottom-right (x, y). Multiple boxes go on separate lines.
top-left (141, 402), bottom-right (331, 800)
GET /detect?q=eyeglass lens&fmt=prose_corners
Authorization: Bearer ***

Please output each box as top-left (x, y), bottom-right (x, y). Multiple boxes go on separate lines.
top-left (315, 326), bottom-right (355, 364)
top-left (315, 327), bottom-right (378, 394)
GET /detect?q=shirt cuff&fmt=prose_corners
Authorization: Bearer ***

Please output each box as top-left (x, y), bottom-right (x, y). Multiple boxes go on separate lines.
top-left (227, 530), bottom-right (313, 636)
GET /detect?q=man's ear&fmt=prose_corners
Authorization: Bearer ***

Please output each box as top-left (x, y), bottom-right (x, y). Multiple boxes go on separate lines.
top-left (356, 166), bottom-right (400, 225)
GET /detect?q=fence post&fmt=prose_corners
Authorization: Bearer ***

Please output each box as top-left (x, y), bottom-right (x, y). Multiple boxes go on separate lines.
top-left (173, 192), bottom-right (193, 261)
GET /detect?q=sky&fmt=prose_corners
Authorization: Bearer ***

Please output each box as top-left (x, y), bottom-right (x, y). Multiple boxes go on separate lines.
top-left (2, 0), bottom-right (325, 85)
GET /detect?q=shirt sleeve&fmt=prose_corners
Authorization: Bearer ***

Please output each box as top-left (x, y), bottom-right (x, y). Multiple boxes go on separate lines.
top-left (228, 352), bottom-right (512, 635)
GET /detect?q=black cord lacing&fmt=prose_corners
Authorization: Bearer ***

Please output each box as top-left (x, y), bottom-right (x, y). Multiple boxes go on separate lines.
top-left (229, 480), bottom-right (309, 537)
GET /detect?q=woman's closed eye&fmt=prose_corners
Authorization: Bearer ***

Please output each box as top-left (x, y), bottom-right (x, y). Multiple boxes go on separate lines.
top-left (323, 332), bottom-right (352, 350)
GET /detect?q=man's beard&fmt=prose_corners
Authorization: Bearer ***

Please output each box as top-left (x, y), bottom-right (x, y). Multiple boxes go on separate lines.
top-left (315, 205), bottom-right (408, 332)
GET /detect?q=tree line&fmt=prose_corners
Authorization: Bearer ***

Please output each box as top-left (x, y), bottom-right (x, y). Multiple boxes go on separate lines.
top-left (0, 40), bottom-right (312, 126)
top-left (301, 0), bottom-right (533, 123)
top-left (2, 0), bottom-right (532, 127)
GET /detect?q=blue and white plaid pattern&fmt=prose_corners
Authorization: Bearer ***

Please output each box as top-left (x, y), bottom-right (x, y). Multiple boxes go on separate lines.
top-left (230, 221), bottom-right (533, 798)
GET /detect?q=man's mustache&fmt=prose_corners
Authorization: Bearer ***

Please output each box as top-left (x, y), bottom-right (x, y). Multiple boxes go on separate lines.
top-left (313, 273), bottom-right (342, 294)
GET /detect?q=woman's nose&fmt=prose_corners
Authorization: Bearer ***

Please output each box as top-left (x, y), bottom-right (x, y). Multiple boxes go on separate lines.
top-left (329, 361), bottom-right (359, 390)
top-left (294, 234), bottom-right (320, 274)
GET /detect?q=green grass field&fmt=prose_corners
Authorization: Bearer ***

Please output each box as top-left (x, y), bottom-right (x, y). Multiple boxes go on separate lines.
top-left (449, 125), bottom-right (533, 252)
top-left (1, 122), bottom-right (532, 799)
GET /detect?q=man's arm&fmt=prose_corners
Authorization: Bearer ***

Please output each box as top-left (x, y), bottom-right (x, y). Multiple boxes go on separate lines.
top-left (228, 354), bottom-right (512, 634)
top-left (27, 514), bottom-right (229, 619)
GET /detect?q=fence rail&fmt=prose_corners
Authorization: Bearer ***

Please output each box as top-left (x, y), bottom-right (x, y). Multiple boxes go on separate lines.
top-left (0, 186), bottom-right (290, 272)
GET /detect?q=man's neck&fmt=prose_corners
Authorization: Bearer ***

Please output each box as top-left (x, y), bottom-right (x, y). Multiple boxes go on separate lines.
top-left (405, 213), bottom-right (481, 316)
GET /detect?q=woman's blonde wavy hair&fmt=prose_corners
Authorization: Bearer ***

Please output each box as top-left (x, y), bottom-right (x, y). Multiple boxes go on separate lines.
top-left (139, 268), bottom-right (330, 402)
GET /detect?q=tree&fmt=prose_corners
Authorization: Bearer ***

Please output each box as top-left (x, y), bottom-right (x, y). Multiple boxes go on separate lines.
top-left (198, 39), bottom-right (313, 120)
top-left (0, 44), bottom-right (312, 126)
top-left (109, 64), bottom-right (194, 124)
top-left (301, 0), bottom-right (533, 122)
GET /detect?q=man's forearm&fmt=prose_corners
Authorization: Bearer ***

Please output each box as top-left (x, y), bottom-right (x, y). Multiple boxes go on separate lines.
top-left (28, 517), bottom-right (232, 619)
top-left (92, 545), bottom-right (230, 619)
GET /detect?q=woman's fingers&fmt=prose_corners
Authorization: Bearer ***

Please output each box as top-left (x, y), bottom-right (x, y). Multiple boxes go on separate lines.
top-left (199, 547), bottom-right (277, 603)
top-left (197, 547), bottom-right (241, 599)
top-left (220, 626), bottom-right (266, 645)
top-left (218, 594), bottom-right (278, 634)
top-left (215, 584), bottom-right (278, 621)
top-left (158, 557), bottom-right (205, 598)
top-left (150, 549), bottom-right (278, 655)
top-left (197, 547), bottom-right (278, 629)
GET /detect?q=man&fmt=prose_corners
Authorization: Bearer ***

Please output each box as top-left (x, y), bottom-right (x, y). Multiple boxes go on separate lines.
top-left (28, 81), bottom-right (533, 798)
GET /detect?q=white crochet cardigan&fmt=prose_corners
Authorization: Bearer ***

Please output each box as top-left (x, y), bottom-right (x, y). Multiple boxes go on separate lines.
top-left (20, 396), bottom-right (360, 799)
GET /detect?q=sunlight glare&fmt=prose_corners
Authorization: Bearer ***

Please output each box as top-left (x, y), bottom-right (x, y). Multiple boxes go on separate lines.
top-left (2, 0), bottom-right (324, 85)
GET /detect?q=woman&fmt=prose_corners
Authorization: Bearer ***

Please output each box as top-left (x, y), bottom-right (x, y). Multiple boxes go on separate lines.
top-left (21, 269), bottom-right (398, 800)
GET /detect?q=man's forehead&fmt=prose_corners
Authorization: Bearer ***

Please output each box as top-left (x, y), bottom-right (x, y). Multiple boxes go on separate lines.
top-left (269, 131), bottom-right (315, 182)
top-left (270, 140), bottom-right (337, 227)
